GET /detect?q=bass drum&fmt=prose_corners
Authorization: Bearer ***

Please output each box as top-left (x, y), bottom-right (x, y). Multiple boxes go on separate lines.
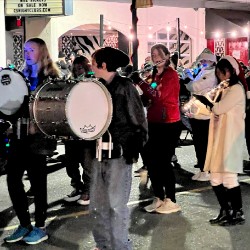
top-left (29, 79), bottom-right (113, 140)
top-left (0, 68), bottom-right (29, 116)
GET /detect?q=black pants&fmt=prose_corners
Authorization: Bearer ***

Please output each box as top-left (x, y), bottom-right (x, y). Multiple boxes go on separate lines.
top-left (64, 140), bottom-right (95, 194)
top-left (190, 118), bottom-right (209, 171)
top-left (144, 121), bottom-right (181, 202)
top-left (6, 140), bottom-right (47, 228)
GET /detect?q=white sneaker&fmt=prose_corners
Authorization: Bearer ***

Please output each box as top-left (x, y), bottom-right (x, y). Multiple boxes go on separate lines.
top-left (144, 197), bottom-right (163, 213)
top-left (196, 171), bottom-right (210, 181)
top-left (191, 171), bottom-right (201, 180)
top-left (155, 198), bottom-right (181, 214)
top-left (77, 194), bottom-right (90, 206)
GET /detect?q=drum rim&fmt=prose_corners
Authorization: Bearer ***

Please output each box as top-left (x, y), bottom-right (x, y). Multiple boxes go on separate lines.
top-left (0, 68), bottom-right (29, 116)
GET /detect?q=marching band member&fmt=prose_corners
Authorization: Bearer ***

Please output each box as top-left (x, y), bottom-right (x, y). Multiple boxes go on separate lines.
top-left (90, 47), bottom-right (148, 250)
top-left (132, 43), bottom-right (182, 214)
top-left (195, 55), bottom-right (246, 226)
top-left (63, 56), bottom-right (95, 205)
top-left (185, 51), bottom-right (217, 181)
top-left (4, 38), bottom-right (59, 245)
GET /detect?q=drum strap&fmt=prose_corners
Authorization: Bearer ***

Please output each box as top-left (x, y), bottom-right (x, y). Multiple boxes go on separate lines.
top-left (29, 77), bottom-right (39, 91)
top-left (96, 130), bottom-right (113, 162)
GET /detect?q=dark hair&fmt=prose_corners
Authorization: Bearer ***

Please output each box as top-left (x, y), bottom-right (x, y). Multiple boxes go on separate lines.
top-left (73, 56), bottom-right (90, 71)
top-left (170, 52), bottom-right (179, 70)
top-left (215, 59), bottom-right (239, 87)
top-left (92, 47), bottom-right (129, 72)
top-left (72, 55), bottom-right (91, 77)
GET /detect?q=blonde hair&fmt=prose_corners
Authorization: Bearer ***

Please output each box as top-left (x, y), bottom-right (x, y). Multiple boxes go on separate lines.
top-left (23, 37), bottom-right (60, 78)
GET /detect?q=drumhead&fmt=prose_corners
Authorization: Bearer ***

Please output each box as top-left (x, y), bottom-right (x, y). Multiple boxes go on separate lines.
top-left (0, 68), bottom-right (29, 115)
top-left (66, 79), bottom-right (113, 140)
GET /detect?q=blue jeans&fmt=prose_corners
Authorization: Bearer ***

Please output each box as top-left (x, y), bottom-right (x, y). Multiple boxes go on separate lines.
top-left (90, 157), bottom-right (132, 250)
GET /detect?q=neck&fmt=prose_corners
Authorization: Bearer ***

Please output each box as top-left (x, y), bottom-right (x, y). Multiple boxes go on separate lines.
top-left (102, 72), bottom-right (116, 84)
top-left (156, 66), bottom-right (165, 75)
top-left (31, 64), bottom-right (39, 77)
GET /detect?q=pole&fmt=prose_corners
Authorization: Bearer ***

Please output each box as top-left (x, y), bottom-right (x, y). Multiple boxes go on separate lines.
top-left (131, 0), bottom-right (138, 71)
top-left (100, 14), bottom-right (104, 47)
top-left (248, 21), bottom-right (250, 63)
top-left (177, 18), bottom-right (181, 58)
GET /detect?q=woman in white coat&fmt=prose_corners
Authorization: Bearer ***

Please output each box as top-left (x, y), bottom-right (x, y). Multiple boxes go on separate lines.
top-left (195, 55), bottom-right (246, 226)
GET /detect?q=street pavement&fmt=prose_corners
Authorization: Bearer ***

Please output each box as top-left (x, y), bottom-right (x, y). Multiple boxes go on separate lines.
top-left (0, 132), bottom-right (250, 250)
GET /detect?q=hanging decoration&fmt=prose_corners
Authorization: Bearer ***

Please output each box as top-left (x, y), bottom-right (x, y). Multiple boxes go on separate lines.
top-left (136, 0), bottom-right (153, 8)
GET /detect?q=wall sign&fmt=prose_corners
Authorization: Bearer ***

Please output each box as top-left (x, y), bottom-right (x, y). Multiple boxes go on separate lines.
top-left (5, 0), bottom-right (73, 16)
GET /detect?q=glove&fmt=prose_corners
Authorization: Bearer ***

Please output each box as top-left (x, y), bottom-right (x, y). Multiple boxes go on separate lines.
top-left (129, 72), bottom-right (142, 84)
top-left (183, 68), bottom-right (194, 81)
top-left (193, 94), bottom-right (214, 109)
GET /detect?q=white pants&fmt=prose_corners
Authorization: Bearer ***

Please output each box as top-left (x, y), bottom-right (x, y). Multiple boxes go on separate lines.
top-left (210, 172), bottom-right (239, 189)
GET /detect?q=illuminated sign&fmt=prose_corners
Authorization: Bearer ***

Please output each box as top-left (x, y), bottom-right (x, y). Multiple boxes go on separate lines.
top-left (5, 0), bottom-right (73, 16)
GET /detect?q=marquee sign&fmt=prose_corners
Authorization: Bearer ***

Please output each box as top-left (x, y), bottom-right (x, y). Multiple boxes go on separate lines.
top-left (5, 0), bottom-right (72, 16)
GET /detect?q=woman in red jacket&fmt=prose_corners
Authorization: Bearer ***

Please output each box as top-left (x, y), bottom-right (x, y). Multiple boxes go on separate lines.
top-left (139, 43), bottom-right (182, 214)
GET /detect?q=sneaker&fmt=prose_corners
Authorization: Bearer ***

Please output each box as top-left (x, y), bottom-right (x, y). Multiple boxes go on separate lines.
top-left (191, 171), bottom-right (201, 180)
top-left (26, 188), bottom-right (35, 198)
top-left (64, 189), bottom-right (81, 202)
top-left (196, 171), bottom-right (210, 181)
top-left (144, 197), bottom-right (163, 213)
top-left (77, 194), bottom-right (90, 206)
top-left (23, 227), bottom-right (48, 245)
top-left (134, 165), bottom-right (147, 174)
top-left (155, 198), bottom-right (181, 214)
top-left (4, 225), bottom-right (31, 243)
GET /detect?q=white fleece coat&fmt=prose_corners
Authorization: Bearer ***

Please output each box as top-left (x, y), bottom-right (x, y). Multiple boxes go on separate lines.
top-left (204, 83), bottom-right (245, 174)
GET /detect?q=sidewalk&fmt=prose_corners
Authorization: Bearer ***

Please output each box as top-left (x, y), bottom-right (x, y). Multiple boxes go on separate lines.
top-left (0, 133), bottom-right (250, 249)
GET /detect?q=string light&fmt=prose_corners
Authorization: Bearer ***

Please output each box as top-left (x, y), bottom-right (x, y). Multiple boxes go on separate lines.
top-left (215, 31), bottom-right (221, 38)
top-left (231, 31), bottom-right (237, 38)
top-left (104, 18), bottom-right (250, 40)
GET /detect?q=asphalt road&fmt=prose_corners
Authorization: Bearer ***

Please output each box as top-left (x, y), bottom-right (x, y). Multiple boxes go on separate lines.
top-left (1, 133), bottom-right (250, 250)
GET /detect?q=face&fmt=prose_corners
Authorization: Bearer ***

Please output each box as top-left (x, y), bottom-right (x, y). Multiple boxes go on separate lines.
top-left (151, 48), bottom-right (169, 67)
top-left (77, 50), bottom-right (84, 56)
top-left (70, 54), bottom-right (75, 61)
top-left (24, 42), bottom-right (40, 66)
top-left (73, 63), bottom-right (85, 77)
top-left (216, 68), bottom-right (231, 81)
top-left (91, 59), bottom-right (104, 78)
top-left (200, 59), bottom-right (209, 67)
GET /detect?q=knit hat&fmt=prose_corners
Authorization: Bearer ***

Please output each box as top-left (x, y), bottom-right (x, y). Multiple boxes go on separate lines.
top-left (196, 48), bottom-right (217, 63)
top-left (58, 51), bottom-right (65, 58)
top-left (94, 47), bottom-right (129, 70)
top-left (221, 55), bottom-right (248, 92)
top-left (70, 52), bottom-right (76, 57)
top-left (199, 52), bottom-right (217, 63)
top-left (222, 55), bottom-right (239, 75)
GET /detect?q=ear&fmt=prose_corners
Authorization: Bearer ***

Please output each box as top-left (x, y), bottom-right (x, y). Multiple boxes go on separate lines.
top-left (102, 62), bottom-right (107, 70)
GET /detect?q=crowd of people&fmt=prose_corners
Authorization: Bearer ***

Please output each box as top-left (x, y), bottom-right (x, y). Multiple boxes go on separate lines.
top-left (0, 37), bottom-right (250, 249)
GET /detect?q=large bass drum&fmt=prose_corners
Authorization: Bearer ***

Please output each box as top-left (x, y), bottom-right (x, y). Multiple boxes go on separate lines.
top-left (0, 68), bottom-right (29, 117)
top-left (29, 79), bottom-right (113, 140)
